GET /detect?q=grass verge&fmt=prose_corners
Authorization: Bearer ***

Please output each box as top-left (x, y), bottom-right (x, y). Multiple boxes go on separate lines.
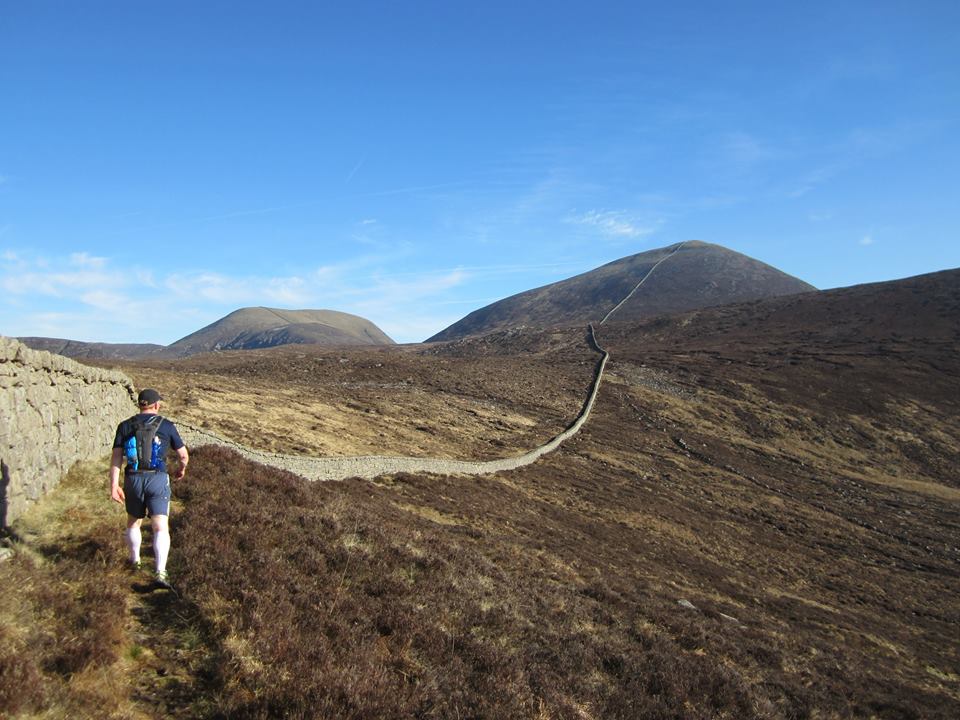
top-left (0, 459), bottom-right (138, 718)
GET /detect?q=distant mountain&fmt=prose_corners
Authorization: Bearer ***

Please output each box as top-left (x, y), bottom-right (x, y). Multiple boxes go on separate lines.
top-left (427, 241), bottom-right (816, 342)
top-left (162, 307), bottom-right (394, 357)
top-left (17, 307), bottom-right (394, 361)
top-left (15, 338), bottom-right (164, 360)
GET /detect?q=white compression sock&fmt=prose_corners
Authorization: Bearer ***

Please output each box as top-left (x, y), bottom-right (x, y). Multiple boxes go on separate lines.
top-left (125, 526), bottom-right (142, 563)
top-left (153, 528), bottom-right (171, 574)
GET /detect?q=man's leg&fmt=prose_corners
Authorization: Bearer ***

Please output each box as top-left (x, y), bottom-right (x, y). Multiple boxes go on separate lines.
top-left (125, 515), bottom-right (143, 565)
top-left (143, 473), bottom-right (172, 587)
top-left (123, 473), bottom-right (147, 568)
top-left (152, 514), bottom-right (170, 576)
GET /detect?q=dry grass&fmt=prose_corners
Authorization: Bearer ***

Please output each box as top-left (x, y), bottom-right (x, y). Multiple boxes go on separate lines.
top-left (107, 338), bottom-right (595, 461)
top-left (0, 460), bottom-right (139, 719)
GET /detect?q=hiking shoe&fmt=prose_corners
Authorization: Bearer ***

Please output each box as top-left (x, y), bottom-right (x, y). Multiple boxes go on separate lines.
top-left (155, 571), bottom-right (172, 589)
top-left (130, 559), bottom-right (142, 573)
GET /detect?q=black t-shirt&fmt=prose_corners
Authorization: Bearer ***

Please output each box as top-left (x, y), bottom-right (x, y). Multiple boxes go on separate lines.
top-left (113, 413), bottom-right (184, 473)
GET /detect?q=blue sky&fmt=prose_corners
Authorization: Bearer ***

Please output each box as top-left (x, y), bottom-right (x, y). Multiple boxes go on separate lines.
top-left (2, 1), bottom-right (958, 344)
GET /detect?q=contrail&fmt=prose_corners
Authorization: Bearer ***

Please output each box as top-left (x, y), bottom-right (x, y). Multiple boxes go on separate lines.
top-left (345, 156), bottom-right (366, 184)
top-left (354, 180), bottom-right (473, 197)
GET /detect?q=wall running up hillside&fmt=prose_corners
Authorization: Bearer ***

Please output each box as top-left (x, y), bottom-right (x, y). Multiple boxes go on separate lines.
top-left (0, 336), bottom-right (137, 526)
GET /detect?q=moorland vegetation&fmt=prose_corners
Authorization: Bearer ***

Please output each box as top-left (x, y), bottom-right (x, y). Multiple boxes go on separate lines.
top-left (2, 267), bottom-right (959, 718)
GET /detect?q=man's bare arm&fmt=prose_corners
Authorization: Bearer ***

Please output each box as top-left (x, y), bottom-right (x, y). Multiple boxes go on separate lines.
top-left (175, 446), bottom-right (189, 480)
top-left (109, 447), bottom-right (124, 504)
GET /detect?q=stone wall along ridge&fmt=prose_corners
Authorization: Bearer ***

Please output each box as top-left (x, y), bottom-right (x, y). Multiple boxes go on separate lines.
top-left (0, 335), bottom-right (137, 525)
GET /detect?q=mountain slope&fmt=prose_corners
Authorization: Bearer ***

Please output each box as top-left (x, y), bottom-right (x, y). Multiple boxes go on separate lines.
top-left (15, 337), bottom-right (163, 360)
top-left (427, 241), bottom-right (816, 342)
top-left (162, 307), bottom-right (394, 357)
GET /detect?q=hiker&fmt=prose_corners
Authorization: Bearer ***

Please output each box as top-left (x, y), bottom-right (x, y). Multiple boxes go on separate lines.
top-left (109, 388), bottom-right (188, 588)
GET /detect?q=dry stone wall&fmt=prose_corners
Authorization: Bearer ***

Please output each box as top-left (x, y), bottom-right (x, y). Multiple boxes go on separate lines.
top-left (0, 336), bottom-right (137, 525)
top-left (176, 330), bottom-right (608, 482)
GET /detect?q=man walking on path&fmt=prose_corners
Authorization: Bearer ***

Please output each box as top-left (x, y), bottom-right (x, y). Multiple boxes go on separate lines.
top-left (109, 388), bottom-right (188, 588)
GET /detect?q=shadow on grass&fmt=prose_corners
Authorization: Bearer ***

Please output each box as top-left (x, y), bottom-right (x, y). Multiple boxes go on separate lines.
top-left (126, 584), bottom-right (226, 720)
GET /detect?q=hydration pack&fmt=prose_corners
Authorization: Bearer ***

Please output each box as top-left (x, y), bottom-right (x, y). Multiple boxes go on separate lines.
top-left (123, 415), bottom-right (164, 471)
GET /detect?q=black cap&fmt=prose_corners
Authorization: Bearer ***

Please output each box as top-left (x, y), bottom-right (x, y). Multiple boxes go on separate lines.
top-left (137, 388), bottom-right (163, 406)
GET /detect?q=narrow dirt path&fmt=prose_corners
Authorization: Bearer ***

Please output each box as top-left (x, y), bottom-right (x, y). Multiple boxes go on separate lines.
top-left (177, 242), bottom-right (687, 481)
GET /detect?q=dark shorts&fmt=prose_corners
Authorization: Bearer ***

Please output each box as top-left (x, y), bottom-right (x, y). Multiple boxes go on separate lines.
top-left (124, 472), bottom-right (171, 518)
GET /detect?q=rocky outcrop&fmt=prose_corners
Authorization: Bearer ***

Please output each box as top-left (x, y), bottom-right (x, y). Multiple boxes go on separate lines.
top-left (0, 336), bottom-right (137, 525)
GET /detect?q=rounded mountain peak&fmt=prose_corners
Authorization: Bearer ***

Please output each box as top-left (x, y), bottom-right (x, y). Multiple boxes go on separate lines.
top-left (427, 242), bottom-right (815, 342)
top-left (165, 307), bottom-right (394, 357)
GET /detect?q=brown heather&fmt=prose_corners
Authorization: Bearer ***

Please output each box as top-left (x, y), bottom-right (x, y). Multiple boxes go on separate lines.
top-left (3, 268), bottom-right (959, 718)
top-left (174, 445), bottom-right (763, 719)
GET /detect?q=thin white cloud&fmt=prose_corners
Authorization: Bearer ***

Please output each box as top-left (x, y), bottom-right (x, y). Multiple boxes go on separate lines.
top-left (846, 123), bottom-right (931, 158)
top-left (352, 232), bottom-right (383, 248)
top-left (1, 266), bottom-right (117, 296)
top-left (859, 234), bottom-right (875, 246)
top-left (511, 173), bottom-right (577, 217)
top-left (685, 194), bottom-right (741, 211)
top-left (263, 276), bottom-right (309, 304)
top-left (566, 209), bottom-right (660, 238)
top-left (355, 180), bottom-right (474, 198)
top-left (163, 271), bottom-right (312, 306)
top-left (70, 252), bottom-right (108, 269)
top-left (80, 289), bottom-right (131, 311)
top-left (370, 269), bottom-right (466, 299)
top-left (1, 250), bottom-right (318, 325)
top-left (788, 164), bottom-right (842, 198)
top-left (787, 121), bottom-right (936, 200)
top-left (12, 311), bottom-right (75, 338)
top-left (387, 260), bottom-right (581, 279)
top-left (135, 269), bottom-right (158, 287)
top-left (311, 267), bottom-right (470, 343)
top-left (720, 131), bottom-right (780, 168)
top-left (107, 200), bottom-right (326, 237)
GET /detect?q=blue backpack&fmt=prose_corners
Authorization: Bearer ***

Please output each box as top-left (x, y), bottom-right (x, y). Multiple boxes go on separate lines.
top-left (123, 415), bottom-right (164, 471)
